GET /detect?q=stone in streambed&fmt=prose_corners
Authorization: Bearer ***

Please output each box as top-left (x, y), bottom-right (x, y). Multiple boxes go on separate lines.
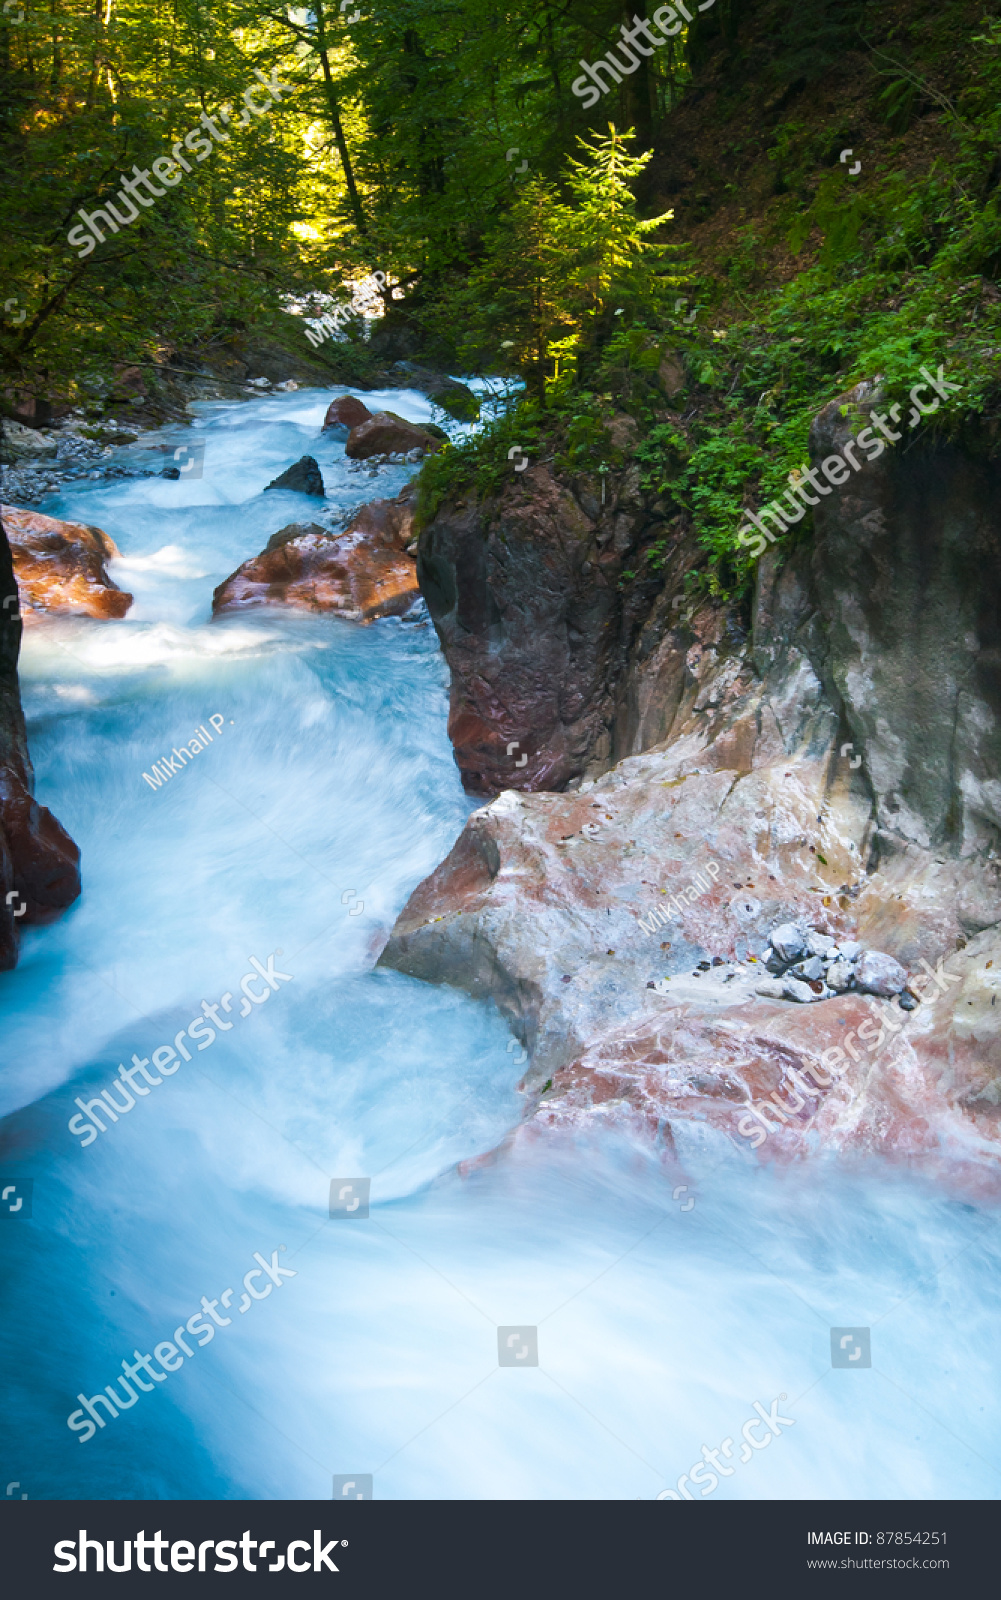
top-left (854, 949), bottom-right (908, 996)
top-left (825, 959), bottom-right (854, 992)
top-left (783, 975), bottom-right (820, 1003)
top-left (0, 510), bottom-right (82, 968)
top-left (754, 978), bottom-right (788, 999)
top-left (0, 422), bottom-right (58, 462)
top-left (322, 395), bottom-right (373, 434)
top-left (769, 923), bottom-right (806, 962)
top-left (212, 484), bottom-right (418, 623)
top-left (264, 456), bottom-right (325, 496)
top-left (788, 955), bottom-right (824, 981)
top-left (345, 413), bottom-right (441, 461)
top-left (1, 504), bottom-right (132, 621)
top-left (806, 931), bottom-right (837, 957)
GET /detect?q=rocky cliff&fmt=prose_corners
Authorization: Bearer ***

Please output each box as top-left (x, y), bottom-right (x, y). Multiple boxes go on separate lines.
top-left (380, 383), bottom-right (1001, 1190)
top-left (0, 514), bottom-right (81, 968)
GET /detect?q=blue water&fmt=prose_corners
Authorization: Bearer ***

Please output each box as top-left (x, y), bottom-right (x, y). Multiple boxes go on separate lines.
top-left (1, 387), bottom-right (999, 1502)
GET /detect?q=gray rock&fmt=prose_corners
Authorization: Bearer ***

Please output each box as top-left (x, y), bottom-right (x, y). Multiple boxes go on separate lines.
top-left (389, 361), bottom-right (480, 421)
top-left (264, 456), bottom-right (325, 496)
top-left (854, 949), bottom-right (908, 996)
top-left (789, 956), bottom-right (824, 981)
top-left (754, 978), bottom-right (788, 999)
top-left (783, 976), bottom-right (819, 1003)
top-left (838, 940), bottom-right (862, 961)
top-left (806, 931), bottom-right (837, 957)
top-left (826, 960), bottom-right (854, 992)
top-left (898, 991), bottom-right (919, 1010)
top-left (810, 380), bottom-right (1001, 863)
top-left (769, 923), bottom-right (806, 962)
top-left (2, 421), bottom-right (58, 461)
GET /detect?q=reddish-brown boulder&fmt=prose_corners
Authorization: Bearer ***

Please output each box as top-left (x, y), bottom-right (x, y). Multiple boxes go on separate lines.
top-left (345, 412), bottom-right (441, 460)
top-left (212, 486), bottom-right (419, 623)
top-left (322, 395), bottom-right (373, 432)
top-left (1, 505), bottom-right (132, 622)
top-left (0, 512), bottom-right (82, 967)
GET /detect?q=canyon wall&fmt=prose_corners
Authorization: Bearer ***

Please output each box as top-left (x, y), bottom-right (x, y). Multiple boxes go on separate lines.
top-left (381, 385), bottom-right (1001, 1188)
top-left (0, 514), bottom-right (81, 967)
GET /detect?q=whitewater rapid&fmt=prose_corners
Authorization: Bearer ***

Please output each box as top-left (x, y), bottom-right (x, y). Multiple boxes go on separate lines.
top-left (1, 387), bottom-right (998, 1501)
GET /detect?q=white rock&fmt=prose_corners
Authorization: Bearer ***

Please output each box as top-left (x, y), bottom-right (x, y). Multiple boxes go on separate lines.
top-left (855, 949), bottom-right (908, 996)
top-left (826, 960), bottom-right (854, 991)
top-left (3, 421), bottom-right (58, 459)
top-left (789, 955), bottom-right (824, 981)
top-left (755, 978), bottom-right (788, 999)
top-left (770, 923), bottom-right (806, 961)
top-left (783, 976), bottom-right (819, 1003)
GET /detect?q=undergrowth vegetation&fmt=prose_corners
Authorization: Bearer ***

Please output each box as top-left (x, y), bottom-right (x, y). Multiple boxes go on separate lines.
top-left (418, 11), bottom-right (1001, 599)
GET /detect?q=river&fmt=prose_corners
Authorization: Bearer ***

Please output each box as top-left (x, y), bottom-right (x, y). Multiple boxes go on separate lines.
top-left (1, 385), bottom-right (998, 1502)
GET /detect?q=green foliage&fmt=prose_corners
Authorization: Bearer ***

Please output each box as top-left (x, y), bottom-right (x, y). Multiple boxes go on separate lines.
top-left (414, 398), bottom-right (548, 530)
top-left (411, 11), bottom-right (1001, 610)
top-left (0, 0), bottom-right (360, 393)
top-left (438, 126), bottom-right (686, 399)
top-left (787, 172), bottom-right (867, 264)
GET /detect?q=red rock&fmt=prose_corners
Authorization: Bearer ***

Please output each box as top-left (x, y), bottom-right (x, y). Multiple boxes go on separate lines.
top-left (344, 413), bottom-right (441, 459)
top-left (414, 459), bottom-right (643, 795)
top-left (0, 513), bottom-right (81, 968)
top-left (212, 486), bottom-right (419, 623)
top-left (1, 505), bottom-right (132, 622)
top-left (322, 395), bottom-right (373, 432)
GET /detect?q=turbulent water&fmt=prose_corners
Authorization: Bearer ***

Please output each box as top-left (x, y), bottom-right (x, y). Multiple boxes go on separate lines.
top-left (1, 387), bottom-right (998, 1502)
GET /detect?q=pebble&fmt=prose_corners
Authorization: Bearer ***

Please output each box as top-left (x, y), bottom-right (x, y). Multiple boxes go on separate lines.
top-left (826, 959), bottom-right (854, 992)
top-left (783, 976), bottom-right (820, 1003)
top-left (770, 923), bottom-right (806, 962)
top-left (1, 425), bottom-right (146, 503)
top-left (788, 955), bottom-right (824, 981)
top-left (754, 978), bottom-right (788, 1000)
top-left (854, 949), bottom-right (908, 996)
top-left (755, 921), bottom-right (913, 1010)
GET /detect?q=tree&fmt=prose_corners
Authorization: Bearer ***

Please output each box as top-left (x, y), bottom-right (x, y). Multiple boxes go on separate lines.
top-left (443, 126), bottom-right (683, 399)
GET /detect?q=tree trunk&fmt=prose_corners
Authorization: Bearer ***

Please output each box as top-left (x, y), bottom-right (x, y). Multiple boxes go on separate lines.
top-left (313, 0), bottom-right (367, 236)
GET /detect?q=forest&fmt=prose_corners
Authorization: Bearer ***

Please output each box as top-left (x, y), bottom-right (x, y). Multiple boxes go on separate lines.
top-left (4, 0), bottom-right (1001, 589)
